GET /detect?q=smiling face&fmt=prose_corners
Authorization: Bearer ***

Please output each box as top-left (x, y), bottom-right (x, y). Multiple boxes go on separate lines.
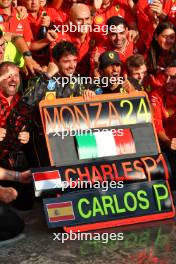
top-left (108, 24), bottom-right (128, 50)
top-left (54, 53), bottom-right (78, 77)
top-left (164, 66), bottom-right (176, 94)
top-left (101, 63), bottom-right (121, 82)
top-left (0, 0), bottom-right (11, 8)
top-left (155, 28), bottom-right (176, 51)
top-left (0, 65), bottom-right (20, 97)
top-left (70, 4), bottom-right (92, 34)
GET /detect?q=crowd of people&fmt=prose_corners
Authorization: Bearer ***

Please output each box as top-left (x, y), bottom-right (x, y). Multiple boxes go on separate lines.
top-left (0, 0), bottom-right (176, 243)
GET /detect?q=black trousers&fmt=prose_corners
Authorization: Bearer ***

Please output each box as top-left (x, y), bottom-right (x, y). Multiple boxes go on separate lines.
top-left (161, 144), bottom-right (176, 190)
top-left (0, 202), bottom-right (24, 241)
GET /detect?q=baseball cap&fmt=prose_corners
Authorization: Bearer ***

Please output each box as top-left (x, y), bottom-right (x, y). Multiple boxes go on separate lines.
top-left (99, 51), bottom-right (122, 69)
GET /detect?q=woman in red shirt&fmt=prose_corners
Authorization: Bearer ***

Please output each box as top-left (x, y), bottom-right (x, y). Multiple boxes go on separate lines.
top-left (146, 21), bottom-right (176, 90)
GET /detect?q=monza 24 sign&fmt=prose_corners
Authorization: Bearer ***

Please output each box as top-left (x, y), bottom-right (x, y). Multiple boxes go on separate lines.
top-left (32, 92), bottom-right (175, 232)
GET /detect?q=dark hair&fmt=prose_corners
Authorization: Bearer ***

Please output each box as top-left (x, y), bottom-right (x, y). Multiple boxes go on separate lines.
top-left (0, 61), bottom-right (18, 73)
top-left (147, 21), bottom-right (176, 74)
top-left (52, 41), bottom-right (78, 62)
top-left (126, 54), bottom-right (146, 73)
top-left (106, 16), bottom-right (128, 31)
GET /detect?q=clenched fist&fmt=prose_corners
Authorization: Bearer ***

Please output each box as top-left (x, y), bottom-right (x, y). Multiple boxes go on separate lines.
top-left (18, 131), bottom-right (30, 144)
top-left (0, 186), bottom-right (18, 203)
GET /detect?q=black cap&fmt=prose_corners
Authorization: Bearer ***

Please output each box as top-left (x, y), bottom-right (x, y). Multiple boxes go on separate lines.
top-left (99, 51), bottom-right (122, 69)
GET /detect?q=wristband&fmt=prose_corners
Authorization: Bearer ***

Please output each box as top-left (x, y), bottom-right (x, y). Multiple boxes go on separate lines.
top-left (23, 51), bottom-right (32, 57)
top-left (15, 171), bottom-right (20, 182)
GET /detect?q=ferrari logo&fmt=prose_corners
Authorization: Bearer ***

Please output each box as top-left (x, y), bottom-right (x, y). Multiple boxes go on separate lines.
top-left (109, 52), bottom-right (115, 60)
top-left (115, 4), bottom-right (120, 12)
top-left (16, 13), bottom-right (21, 21)
top-left (70, 83), bottom-right (75, 89)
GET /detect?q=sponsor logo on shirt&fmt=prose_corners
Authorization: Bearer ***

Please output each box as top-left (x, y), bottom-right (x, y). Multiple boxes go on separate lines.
top-left (94, 15), bottom-right (104, 25)
top-left (16, 23), bottom-right (23, 31)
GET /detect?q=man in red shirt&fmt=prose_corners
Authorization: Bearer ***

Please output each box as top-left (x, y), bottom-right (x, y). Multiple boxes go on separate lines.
top-left (0, 0), bottom-right (41, 74)
top-left (0, 62), bottom-right (34, 212)
top-left (90, 16), bottom-right (134, 76)
top-left (20, 0), bottom-right (60, 65)
top-left (21, 0), bottom-right (61, 40)
top-left (50, 0), bottom-right (73, 23)
top-left (51, 3), bottom-right (93, 76)
top-left (0, 62), bottom-right (31, 166)
top-left (150, 61), bottom-right (176, 150)
top-left (149, 60), bottom-right (176, 188)
top-left (92, 0), bottom-right (138, 43)
top-left (0, 0), bottom-right (33, 43)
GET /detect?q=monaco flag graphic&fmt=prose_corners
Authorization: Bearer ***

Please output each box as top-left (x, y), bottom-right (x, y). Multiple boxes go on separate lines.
top-left (46, 201), bottom-right (75, 222)
top-left (32, 170), bottom-right (61, 191)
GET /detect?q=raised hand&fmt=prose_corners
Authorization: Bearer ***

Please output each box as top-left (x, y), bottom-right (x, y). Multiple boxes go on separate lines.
top-left (123, 74), bottom-right (136, 93)
top-left (93, 0), bottom-right (103, 11)
top-left (150, 0), bottom-right (163, 17)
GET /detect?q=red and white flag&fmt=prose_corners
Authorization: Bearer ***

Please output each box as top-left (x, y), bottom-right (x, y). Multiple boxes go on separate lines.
top-left (33, 170), bottom-right (61, 191)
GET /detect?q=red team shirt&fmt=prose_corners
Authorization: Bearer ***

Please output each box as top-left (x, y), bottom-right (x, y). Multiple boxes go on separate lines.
top-left (0, 6), bottom-right (33, 42)
top-left (150, 88), bottom-right (176, 139)
top-left (27, 6), bottom-right (62, 40)
top-left (49, 3), bottom-right (68, 24)
top-left (92, 0), bottom-right (136, 42)
top-left (90, 39), bottom-right (134, 75)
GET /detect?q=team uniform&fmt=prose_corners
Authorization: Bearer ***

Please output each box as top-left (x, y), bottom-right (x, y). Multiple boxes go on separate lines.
top-left (92, 0), bottom-right (136, 43)
top-left (27, 7), bottom-right (62, 40)
top-left (90, 39), bottom-right (134, 76)
top-left (149, 88), bottom-right (176, 140)
top-left (0, 7), bottom-right (33, 43)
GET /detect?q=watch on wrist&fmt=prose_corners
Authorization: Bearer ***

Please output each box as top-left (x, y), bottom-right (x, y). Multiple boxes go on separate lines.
top-left (23, 51), bottom-right (32, 57)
